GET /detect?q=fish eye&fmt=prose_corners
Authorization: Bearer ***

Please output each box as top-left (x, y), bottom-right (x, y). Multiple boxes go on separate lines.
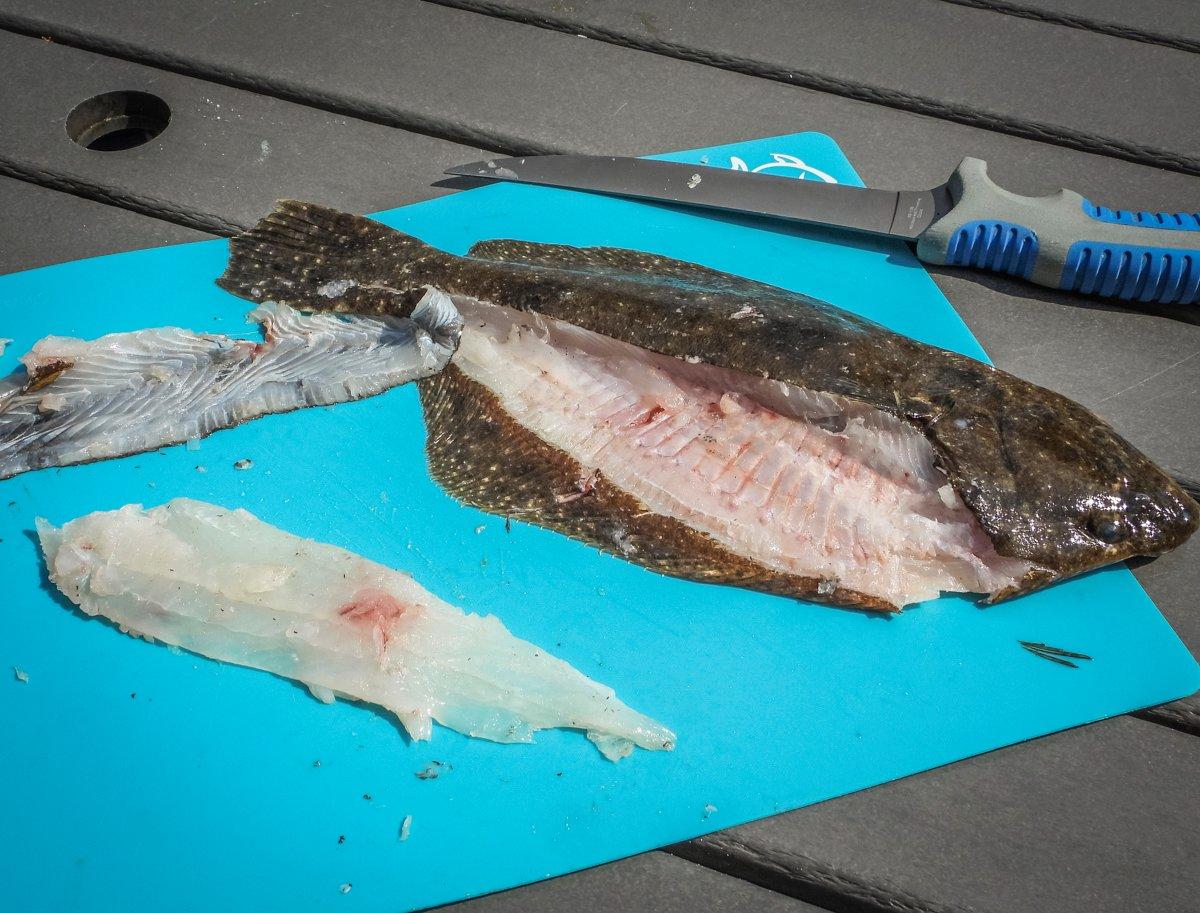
top-left (1086, 513), bottom-right (1128, 544)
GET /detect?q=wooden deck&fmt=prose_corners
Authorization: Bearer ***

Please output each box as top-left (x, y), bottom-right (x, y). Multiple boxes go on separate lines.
top-left (1, 2), bottom-right (1197, 910)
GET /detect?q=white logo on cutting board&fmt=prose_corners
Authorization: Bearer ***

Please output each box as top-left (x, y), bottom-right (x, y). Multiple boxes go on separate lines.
top-left (728, 153), bottom-right (838, 184)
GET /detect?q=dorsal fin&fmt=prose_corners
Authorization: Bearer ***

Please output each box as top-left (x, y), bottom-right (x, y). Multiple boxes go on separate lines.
top-left (466, 239), bottom-right (775, 295)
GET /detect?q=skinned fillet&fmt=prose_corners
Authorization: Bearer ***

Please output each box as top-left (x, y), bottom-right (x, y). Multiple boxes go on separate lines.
top-left (448, 298), bottom-right (1033, 609)
top-left (37, 498), bottom-right (674, 761)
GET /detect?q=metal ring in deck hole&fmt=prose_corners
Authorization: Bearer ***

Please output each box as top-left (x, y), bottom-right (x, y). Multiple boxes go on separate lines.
top-left (65, 91), bottom-right (170, 151)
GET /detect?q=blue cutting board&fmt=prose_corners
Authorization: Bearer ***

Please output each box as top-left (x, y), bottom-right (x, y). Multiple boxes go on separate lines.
top-left (3, 134), bottom-right (1197, 913)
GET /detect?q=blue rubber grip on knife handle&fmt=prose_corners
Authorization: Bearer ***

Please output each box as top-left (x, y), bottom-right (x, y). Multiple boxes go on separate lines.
top-left (916, 157), bottom-right (1200, 304)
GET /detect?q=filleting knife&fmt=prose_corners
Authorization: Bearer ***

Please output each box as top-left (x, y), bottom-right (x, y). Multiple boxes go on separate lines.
top-left (446, 155), bottom-right (1200, 305)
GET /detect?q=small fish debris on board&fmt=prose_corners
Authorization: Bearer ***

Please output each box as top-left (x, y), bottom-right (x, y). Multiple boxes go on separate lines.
top-left (415, 760), bottom-right (445, 780)
top-left (317, 278), bottom-right (357, 299)
top-left (399, 814), bottom-right (413, 842)
top-left (703, 803), bottom-right (717, 818)
top-left (13, 667), bottom-right (30, 683)
top-left (1019, 640), bottom-right (1093, 669)
top-left (233, 459), bottom-right (254, 471)
top-left (339, 883), bottom-right (352, 895)
top-left (730, 305), bottom-right (762, 320)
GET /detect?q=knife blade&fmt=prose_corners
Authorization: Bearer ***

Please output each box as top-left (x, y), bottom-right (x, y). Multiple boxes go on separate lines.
top-left (446, 155), bottom-right (940, 240)
top-left (445, 154), bottom-right (1200, 305)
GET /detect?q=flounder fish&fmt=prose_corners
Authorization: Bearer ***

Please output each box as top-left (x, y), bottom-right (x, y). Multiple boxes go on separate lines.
top-left (215, 202), bottom-right (1197, 611)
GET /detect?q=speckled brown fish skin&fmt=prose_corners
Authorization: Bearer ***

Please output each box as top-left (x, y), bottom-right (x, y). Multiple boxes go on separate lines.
top-left (218, 201), bottom-right (1198, 605)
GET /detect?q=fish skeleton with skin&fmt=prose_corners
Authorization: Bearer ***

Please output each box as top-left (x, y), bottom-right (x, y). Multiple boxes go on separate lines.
top-left (211, 201), bottom-right (1196, 612)
top-left (0, 298), bottom-right (461, 479)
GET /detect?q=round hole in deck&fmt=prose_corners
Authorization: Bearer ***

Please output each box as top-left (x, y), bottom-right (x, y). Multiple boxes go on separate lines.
top-left (65, 91), bottom-right (170, 151)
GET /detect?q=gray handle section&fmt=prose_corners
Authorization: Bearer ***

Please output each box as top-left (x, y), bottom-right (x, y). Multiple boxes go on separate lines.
top-left (916, 157), bottom-right (1200, 304)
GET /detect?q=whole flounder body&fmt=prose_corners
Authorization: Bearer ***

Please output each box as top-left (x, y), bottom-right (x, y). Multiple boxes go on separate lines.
top-left (219, 202), bottom-right (1197, 611)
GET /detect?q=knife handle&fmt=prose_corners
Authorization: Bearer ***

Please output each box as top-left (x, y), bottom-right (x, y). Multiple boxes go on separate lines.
top-left (916, 157), bottom-right (1200, 304)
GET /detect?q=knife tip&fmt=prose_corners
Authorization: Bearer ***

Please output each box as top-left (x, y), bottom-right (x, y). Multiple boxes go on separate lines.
top-left (444, 163), bottom-right (487, 176)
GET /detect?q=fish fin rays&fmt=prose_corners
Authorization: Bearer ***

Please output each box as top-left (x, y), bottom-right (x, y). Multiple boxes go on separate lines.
top-left (466, 239), bottom-right (776, 295)
top-left (418, 364), bottom-right (896, 612)
top-left (0, 303), bottom-right (458, 481)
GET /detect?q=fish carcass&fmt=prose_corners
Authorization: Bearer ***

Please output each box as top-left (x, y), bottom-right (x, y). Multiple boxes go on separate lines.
top-left (0, 297), bottom-right (461, 479)
top-left (218, 201), bottom-right (1197, 611)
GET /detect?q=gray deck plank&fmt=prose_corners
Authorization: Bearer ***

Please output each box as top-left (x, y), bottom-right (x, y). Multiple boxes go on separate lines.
top-left (2, 0), bottom-right (1195, 699)
top-left (422, 0), bottom-right (1200, 173)
top-left (13, 0), bottom-right (1198, 173)
top-left (3, 0), bottom-right (1200, 179)
top-left (0, 175), bottom-right (209, 273)
top-left (678, 715), bottom-right (1200, 913)
top-left (0, 30), bottom-right (483, 234)
top-left (937, 0), bottom-right (1200, 50)
top-left (2, 18), bottom-right (1199, 913)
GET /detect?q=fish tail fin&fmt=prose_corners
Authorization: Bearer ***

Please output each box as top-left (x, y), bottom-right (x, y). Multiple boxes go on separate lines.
top-left (217, 200), bottom-right (446, 312)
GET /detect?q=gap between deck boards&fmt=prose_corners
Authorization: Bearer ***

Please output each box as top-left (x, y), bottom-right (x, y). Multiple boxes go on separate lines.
top-left (933, 0), bottom-right (1200, 54)
top-left (667, 836), bottom-right (968, 913)
top-left (0, 154), bottom-right (243, 236)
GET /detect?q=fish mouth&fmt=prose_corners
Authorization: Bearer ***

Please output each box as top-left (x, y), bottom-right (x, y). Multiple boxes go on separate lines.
top-left (428, 293), bottom-right (1036, 610)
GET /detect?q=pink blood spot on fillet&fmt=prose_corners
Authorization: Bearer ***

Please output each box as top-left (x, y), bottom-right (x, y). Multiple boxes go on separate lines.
top-left (626, 404), bottom-right (666, 429)
top-left (338, 588), bottom-right (408, 651)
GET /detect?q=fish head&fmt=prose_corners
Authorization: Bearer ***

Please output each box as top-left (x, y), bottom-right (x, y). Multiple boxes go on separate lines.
top-left (927, 385), bottom-right (1198, 594)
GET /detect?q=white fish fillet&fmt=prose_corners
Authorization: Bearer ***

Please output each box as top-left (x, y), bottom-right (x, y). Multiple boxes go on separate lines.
top-left (0, 291), bottom-right (461, 480)
top-left (451, 298), bottom-right (1032, 608)
top-left (37, 498), bottom-right (674, 761)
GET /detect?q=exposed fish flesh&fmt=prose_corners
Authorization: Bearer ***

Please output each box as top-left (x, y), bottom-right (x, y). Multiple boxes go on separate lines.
top-left (37, 498), bottom-right (673, 761)
top-left (218, 202), bottom-right (1197, 611)
top-left (0, 296), bottom-right (461, 480)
